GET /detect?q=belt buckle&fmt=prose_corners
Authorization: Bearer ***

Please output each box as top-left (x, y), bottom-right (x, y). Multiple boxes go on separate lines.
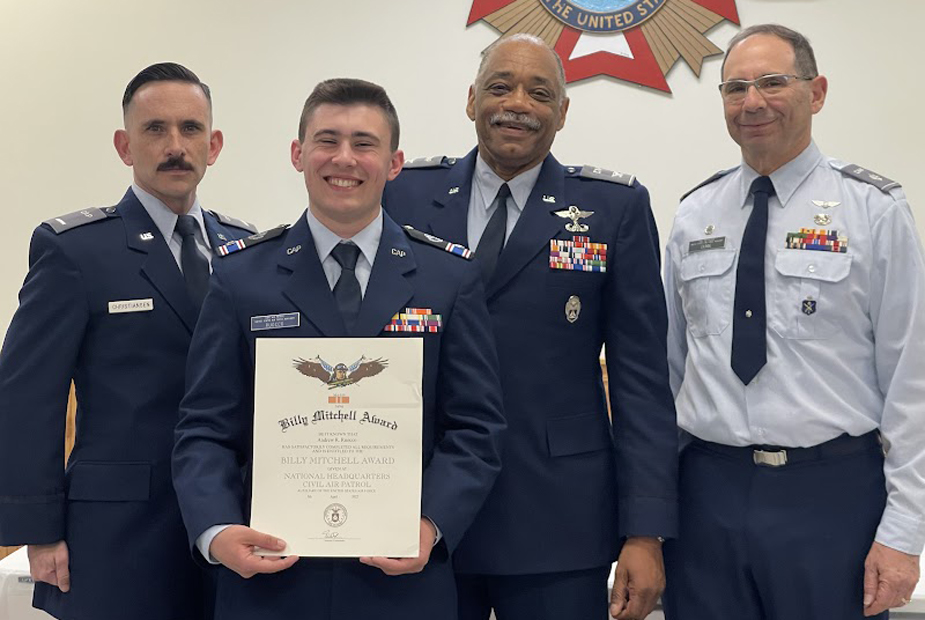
top-left (753, 449), bottom-right (787, 467)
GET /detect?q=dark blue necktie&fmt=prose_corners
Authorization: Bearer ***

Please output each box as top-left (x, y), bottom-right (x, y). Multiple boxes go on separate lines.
top-left (175, 215), bottom-right (210, 310)
top-left (331, 243), bottom-right (362, 332)
top-left (476, 183), bottom-right (511, 283)
top-left (731, 176), bottom-right (775, 385)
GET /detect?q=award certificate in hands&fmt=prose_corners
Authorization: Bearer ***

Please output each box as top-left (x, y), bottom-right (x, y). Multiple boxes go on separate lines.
top-left (250, 337), bottom-right (423, 558)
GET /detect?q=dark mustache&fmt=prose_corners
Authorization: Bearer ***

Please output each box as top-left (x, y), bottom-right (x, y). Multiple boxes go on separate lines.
top-left (489, 111), bottom-right (541, 131)
top-left (158, 156), bottom-right (194, 171)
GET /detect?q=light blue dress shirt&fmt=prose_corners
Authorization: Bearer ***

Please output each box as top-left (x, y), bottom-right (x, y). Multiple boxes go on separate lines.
top-left (665, 142), bottom-right (925, 554)
top-left (467, 155), bottom-right (542, 251)
top-left (131, 184), bottom-right (212, 270)
top-left (305, 207), bottom-right (380, 296)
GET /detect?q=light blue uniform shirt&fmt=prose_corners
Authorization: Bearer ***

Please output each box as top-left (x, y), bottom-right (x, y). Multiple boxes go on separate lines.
top-left (131, 184), bottom-right (212, 270)
top-left (665, 142), bottom-right (925, 554)
top-left (305, 206), bottom-right (380, 297)
top-left (467, 155), bottom-right (542, 251)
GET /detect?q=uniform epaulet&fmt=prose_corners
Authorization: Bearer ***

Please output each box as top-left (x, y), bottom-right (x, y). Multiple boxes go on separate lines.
top-left (681, 168), bottom-right (735, 202)
top-left (209, 210), bottom-right (258, 233)
top-left (402, 226), bottom-right (472, 260)
top-left (833, 162), bottom-right (901, 192)
top-left (402, 156), bottom-right (460, 169)
top-left (43, 206), bottom-right (117, 234)
top-left (566, 165), bottom-right (635, 187)
top-left (216, 224), bottom-right (289, 257)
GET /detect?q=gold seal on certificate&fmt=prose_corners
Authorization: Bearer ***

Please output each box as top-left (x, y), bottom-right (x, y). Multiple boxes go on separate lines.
top-left (250, 338), bottom-right (423, 558)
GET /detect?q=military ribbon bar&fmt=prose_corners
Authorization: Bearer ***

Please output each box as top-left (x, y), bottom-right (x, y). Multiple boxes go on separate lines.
top-left (549, 236), bottom-right (608, 272)
top-left (384, 308), bottom-right (443, 333)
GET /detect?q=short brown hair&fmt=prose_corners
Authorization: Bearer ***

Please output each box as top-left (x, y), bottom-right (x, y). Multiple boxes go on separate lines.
top-left (298, 78), bottom-right (400, 151)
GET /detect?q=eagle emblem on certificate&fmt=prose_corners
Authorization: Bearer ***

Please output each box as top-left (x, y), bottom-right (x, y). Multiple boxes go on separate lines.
top-left (554, 205), bottom-right (594, 233)
top-left (293, 355), bottom-right (388, 389)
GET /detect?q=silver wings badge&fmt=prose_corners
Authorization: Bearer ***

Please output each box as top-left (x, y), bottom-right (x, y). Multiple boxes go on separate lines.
top-left (553, 205), bottom-right (594, 233)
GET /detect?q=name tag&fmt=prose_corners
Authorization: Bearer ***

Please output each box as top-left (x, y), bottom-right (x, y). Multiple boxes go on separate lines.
top-left (688, 237), bottom-right (726, 253)
top-left (108, 298), bottom-right (154, 314)
top-left (251, 312), bottom-right (300, 331)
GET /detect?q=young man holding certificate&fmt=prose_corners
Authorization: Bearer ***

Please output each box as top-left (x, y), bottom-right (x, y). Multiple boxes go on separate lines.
top-left (171, 78), bottom-right (506, 620)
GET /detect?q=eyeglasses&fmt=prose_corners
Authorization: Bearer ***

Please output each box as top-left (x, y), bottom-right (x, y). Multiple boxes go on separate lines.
top-left (718, 74), bottom-right (813, 103)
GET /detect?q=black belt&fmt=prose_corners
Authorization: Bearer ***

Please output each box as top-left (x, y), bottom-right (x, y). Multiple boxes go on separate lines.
top-left (690, 431), bottom-right (882, 467)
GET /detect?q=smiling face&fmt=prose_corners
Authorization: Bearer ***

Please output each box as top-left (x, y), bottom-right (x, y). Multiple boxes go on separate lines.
top-left (722, 34), bottom-right (827, 174)
top-left (113, 81), bottom-right (222, 214)
top-left (467, 39), bottom-right (569, 180)
top-left (291, 103), bottom-right (404, 236)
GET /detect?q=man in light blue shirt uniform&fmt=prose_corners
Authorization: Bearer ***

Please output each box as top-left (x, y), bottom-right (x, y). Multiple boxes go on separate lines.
top-left (663, 24), bottom-right (925, 619)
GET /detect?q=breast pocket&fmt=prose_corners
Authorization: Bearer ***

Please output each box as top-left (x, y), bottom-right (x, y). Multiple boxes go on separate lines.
top-left (770, 249), bottom-right (852, 340)
top-left (678, 249), bottom-right (737, 337)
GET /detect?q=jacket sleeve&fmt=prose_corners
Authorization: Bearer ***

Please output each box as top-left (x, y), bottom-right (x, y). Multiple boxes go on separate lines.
top-left (604, 184), bottom-right (679, 539)
top-left (172, 266), bottom-right (252, 550)
top-left (420, 262), bottom-right (506, 553)
top-left (0, 225), bottom-right (89, 545)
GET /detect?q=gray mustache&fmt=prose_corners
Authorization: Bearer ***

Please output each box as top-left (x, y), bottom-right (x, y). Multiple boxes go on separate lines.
top-left (489, 112), bottom-right (541, 131)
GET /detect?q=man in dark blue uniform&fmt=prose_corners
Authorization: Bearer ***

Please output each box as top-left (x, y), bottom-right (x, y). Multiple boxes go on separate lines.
top-left (171, 78), bottom-right (505, 620)
top-left (0, 63), bottom-right (255, 620)
top-left (383, 34), bottom-right (677, 620)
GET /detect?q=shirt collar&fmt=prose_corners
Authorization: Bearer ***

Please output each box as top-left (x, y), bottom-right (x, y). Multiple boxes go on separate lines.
top-left (305, 207), bottom-right (383, 267)
top-left (132, 184), bottom-right (208, 244)
top-left (474, 153), bottom-right (543, 214)
top-left (738, 141), bottom-right (824, 209)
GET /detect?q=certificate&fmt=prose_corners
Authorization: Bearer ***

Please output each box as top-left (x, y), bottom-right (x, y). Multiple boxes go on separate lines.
top-left (250, 337), bottom-right (423, 558)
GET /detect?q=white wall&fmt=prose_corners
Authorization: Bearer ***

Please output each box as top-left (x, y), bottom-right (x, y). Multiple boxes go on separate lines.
top-left (0, 0), bottom-right (921, 331)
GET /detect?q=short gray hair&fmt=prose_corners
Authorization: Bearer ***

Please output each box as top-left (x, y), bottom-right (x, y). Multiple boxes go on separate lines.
top-left (474, 34), bottom-right (567, 103)
top-left (722, 24), bottom-right (819, 79)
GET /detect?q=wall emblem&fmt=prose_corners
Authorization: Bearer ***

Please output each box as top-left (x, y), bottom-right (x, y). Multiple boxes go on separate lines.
top-left (467, 0), bottom-right (740, 92)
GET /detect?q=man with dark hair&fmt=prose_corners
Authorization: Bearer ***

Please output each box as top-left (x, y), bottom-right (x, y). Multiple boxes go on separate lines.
top-left (663, 23), bottom-right (924, 619)
top-left (171, 77), bottom-right (505, 620)
top-left (383, 34), bottom-right (677, 620)
top-left (0, 62), bottom-right (255, 620)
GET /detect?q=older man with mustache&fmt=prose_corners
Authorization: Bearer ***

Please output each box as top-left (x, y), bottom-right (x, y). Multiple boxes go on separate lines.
top-left (383, 34), bottom-right (678, 620)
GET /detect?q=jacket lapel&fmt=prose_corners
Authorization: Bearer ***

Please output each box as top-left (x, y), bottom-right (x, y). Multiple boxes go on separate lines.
top-left (487, 154), bottom-right (566, 299)
top-left (423, 148), bottom-right (479, 247)
top-left (278, 213), bottom-right (346, 337)
top-left (352, 214), bottom-right (415, 337)
top-left (120, 189), bottom-right (199, 332)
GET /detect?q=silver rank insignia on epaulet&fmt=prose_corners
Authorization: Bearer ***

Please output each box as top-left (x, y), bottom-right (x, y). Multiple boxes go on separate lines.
top-left (216, 224), bottom-right (289, 257)
top-left (567, 165), bottom-right (635, 187)
top-left (834, 162), bottom-right (901, 192)
top-left (402, 226), bottom-right (472, 259)
top-left (681, 168), bottom-right (736, 202)
top-left (403, 156), bottom-right (459, 169)
top-left (209, 210), bottom-right (258, 233)
top-left (43, 206), bottom-right (117, 234)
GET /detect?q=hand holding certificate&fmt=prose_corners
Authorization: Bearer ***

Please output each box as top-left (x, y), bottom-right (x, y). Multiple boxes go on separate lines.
top-left (250, 337), bottom-right (424, 558)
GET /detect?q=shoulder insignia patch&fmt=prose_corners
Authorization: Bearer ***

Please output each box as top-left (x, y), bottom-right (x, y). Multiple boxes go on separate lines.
top-left (402, 226), bottom-right (472, 259)
top-left (43, 207), bottom-right (116, 234)
top-left (834, 163), bottom-right (901, 192)
top-left (681, 168), bottom-right (735, 202)
top-left (210, 210), bottom-right (258, 233)
top-left (568, 165), bottom-right (635, 186)
top-left (403, 156), bottom-right (459, 169)
top-left (216, 224), bottom-right (289, 257)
